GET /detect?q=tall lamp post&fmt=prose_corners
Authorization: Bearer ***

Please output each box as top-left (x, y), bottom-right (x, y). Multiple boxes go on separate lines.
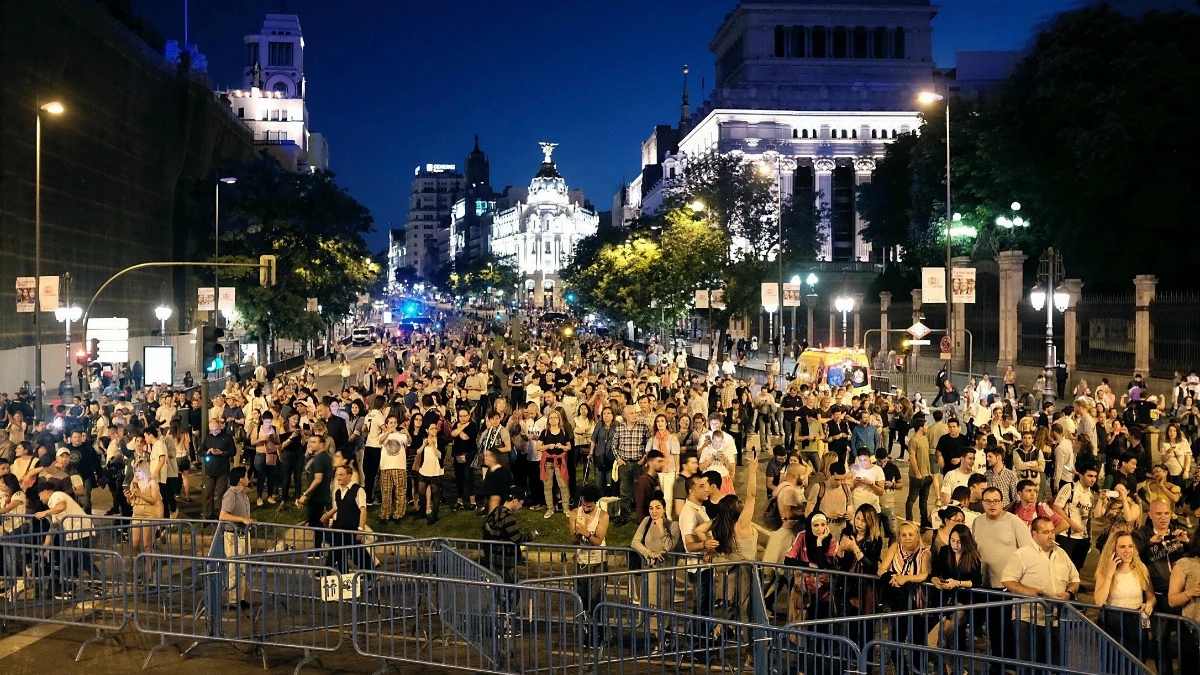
top-left (155, 305), bottom-right (173, 345)
top-left (759, 156), bottom-right (784, 365)
top-left (834, 295), bottom-right (855, 348)
top-left (34, 101), bottom-right (65, 419)
top-left (918, 90), bottom-right (953, 369)
top-left (214, 176), bottom-right (237, 327)
top-left (1029, 247), bottom-right (1068, 404)
top-left (54, 303), bottom-right (81, 401)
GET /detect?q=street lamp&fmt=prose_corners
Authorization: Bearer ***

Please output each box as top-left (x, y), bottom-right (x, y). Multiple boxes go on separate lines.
top-left (54, 304), bottom-right (81, 401)
top-left (917, 90), bottom-right (953, 370)
top-left (1029, 247), bottom-right (1067, 404)
top-left (834, 295), bottom-right (855, 348)
top-left (214, 176), bottom-right (237, 327)
top-left (34, 100), bottom-right (65, 420)
top-left (155, 305), bottom-right (173, 345)
top-left (759, 156), bottom-right (784, 365)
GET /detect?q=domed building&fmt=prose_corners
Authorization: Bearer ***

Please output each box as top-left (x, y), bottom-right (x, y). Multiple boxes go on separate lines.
top-left (488, 143), bottom-right (598, 308)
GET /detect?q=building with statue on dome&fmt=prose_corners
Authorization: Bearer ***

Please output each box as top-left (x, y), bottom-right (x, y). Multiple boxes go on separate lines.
top-left (486, 143), bottom-right (599, 308)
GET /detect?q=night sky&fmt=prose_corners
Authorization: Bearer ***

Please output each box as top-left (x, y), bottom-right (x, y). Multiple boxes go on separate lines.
top-left (132, 0), bottom-right (1083, 251)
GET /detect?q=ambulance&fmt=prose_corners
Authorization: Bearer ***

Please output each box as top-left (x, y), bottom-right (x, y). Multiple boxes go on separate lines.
top-left (789, 347), bottom-right (872, 395)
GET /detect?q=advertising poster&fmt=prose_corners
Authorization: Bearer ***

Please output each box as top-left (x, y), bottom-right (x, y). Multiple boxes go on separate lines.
top-left (39, 275), bottom-right (59, 312)
top-left (198, 287), bottom-right (215, 311)
top-left (15, 277), bottom-right (35, 313)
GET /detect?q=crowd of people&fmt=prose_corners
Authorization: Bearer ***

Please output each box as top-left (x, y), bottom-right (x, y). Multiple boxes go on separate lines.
top-left (3, 309), bottom-right (1200, 665)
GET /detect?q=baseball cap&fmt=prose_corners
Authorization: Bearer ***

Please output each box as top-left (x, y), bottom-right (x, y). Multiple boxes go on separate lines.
top-left (56, 447), bottom-right (71, 457)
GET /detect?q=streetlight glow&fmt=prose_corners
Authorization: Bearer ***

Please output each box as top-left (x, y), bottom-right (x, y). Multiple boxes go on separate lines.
top-left (1053, 288), bottom-right (1070, 312)
top-left (806, 273), bottom-right (818, 286)
top-left (790, 275), bottom-right (801, 285)
top-left (834, 296), bottom-right (856, 313)
top-left (689, 200), bottom-right (705, 213)
top-left (917, 91), bottom-right (944, 105)
top-left (1029, 285), bottom-right (1046, 311)
top-left (1011, 201), bottom-right (1021, 211)
top-left (40, 102), bottom-right (65, 115)
top-left (55, 306), bottom-right (81, 323)
top-left (155, 305), bottom-right (173, 322)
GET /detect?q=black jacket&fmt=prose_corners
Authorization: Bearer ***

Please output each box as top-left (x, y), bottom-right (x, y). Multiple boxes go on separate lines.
top-left (324, 414), bottom-right (350, 452)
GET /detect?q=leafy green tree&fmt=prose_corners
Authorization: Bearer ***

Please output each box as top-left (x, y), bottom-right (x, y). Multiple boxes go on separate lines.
top-left (215, 158), bottom-right (378, 348)
top-left (449, 252), bottom-right (520, 297)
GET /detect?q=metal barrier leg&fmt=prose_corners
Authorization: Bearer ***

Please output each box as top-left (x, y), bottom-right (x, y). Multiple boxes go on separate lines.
top-left (143, 634), bottom-right (182, 670)
top-left (369, 657), bottom-right (393, 675)
top-left (291, 647), bottom-right (323, 675)
top-left (75, 628), bottom-right (124, 662)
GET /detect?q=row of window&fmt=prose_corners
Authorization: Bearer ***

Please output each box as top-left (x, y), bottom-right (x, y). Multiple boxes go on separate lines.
top-left (234, 108), bottom-right (290, 122)
top-left (789, 128), bottom-right (902, 139)
top-left (774, 25), bottom-right (906, 60)
top-left (264, 131), bottom-right (288, 141)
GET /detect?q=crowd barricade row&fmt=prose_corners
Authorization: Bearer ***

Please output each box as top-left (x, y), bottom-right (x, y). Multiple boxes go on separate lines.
top-left (3, 516), bottom-right (1189, 675)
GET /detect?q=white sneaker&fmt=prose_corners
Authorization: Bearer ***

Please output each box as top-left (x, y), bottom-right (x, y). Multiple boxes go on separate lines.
top-left (543, 509), bottom-right (554, 519)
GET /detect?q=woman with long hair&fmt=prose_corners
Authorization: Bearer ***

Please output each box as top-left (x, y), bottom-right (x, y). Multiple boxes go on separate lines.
top-left (573, 403), bottom-right (595, 488)
top-left (537, 409), bottom-right (572, 518)
top-left (415, 418), bottom-right (446, 525)
top-left (928, 524), bottom-right (983, 648)
top-left (168, 420), bottom-right (193, 503)
top-left (1162, 424), bottom-right (1192, 487)
top-left (631, 492), bottom-right (682, 654)
top-left (879, 520), bottom-right (932, 649)
top-left (250, 411), bottom-right (281, 507)
top-left (590, 406), bottom-right (617, 497)
top-left (1093, 529), bottom-right (1156, 660)
top-left (126, 462), bottom-right (163, 573)
top-left (837, 504), bottom-right (886, 639)
top-left (346, 399), bottom-right (368, 479)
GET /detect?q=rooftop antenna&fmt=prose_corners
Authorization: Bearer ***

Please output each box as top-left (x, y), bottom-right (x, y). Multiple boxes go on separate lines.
top-left (183, 0), bottom-right (188, 46)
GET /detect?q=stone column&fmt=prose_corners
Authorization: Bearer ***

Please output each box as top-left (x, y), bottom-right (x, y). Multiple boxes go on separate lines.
top-left (814, 157), bottom-right (835, 261)
top-left (1061, 279), bottom-right (1083, 376)
top-left (828, 305), bottom-right (836, 349)
top-left (994, 250), bottom-right (1027, 370)
top-left (853, 293), bottom-right (864, 349)
top-left (779, 157), bottom-right (797, 205)
top-left (853, 158), bottom-right (876, 262)
top-left (1134, 275), bottom-right (1157, 376)
top-left (910, 289), bottom-right (923, 363)
top-left (951, 256), bottom-right (970, 373)
top-left (880, 291), bottom-right (892, 355)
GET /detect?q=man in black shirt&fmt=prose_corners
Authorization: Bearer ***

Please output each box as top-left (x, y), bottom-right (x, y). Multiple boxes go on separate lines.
top-left (201, 416), bottom-right (237, 519)
top-left (480, 449), bottom-right (513, 513)
top-left (780, 385), bottom-right (802, 447)
top-left (936, 418), bottom-right (969, 472)
top-left (318, 401), bottom-right (349, 452)
top-left (826, 407), bottom-right (851, 465)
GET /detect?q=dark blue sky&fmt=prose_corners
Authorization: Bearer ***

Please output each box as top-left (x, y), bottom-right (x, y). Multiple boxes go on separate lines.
top-left (133, 0), bottom-right (1080, 251)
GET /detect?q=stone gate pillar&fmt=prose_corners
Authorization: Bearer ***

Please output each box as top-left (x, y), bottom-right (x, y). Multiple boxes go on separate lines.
top-left (910, 288), bottom-right (923, 363)
top-left (995, 250), bottom-right (1026, 370)
top-left (880, 291), bottom-right (892, 355)
top-left (1134, 275), bottom-right (1157, 376)
top-left (951, 256), bottom-right (971, 373)
top-left (1062, 279), bottom-right (1084, 377)
top-left (853, 293), bottom-right (864, 349)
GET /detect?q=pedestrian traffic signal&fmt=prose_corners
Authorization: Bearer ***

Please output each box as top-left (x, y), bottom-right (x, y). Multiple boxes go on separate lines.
top-left (201, 325), bottom-right (225, 373)
top-left (259, 254), bottom-right (277, 287)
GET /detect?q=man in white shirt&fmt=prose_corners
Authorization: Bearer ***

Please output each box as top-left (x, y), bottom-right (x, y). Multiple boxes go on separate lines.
top-left (1050, 423), bottom-right (1075, 491)
top-left (849, 447), bottom-right (885, 511)
top-left (679, 473), bottom-right (717, 616)
top-left (362, 396), bottom-right (388, 504)
top-left (698, 414), bottom-right (737, 489)
top-left (35, 482), bottom-right (94, 599)
top-left (973, 486), bottom-right (1035, 663)
top-left (941, 449), bottom-right (977, 506)
top-left (1002, 517), bottom-right (1080, 660)
top-left (1051, 463), bottom-right (1100, 571)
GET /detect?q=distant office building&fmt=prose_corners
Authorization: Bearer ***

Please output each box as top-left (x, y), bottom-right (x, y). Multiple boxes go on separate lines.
top-left (404, 164), bottom-right (463, 279)
top-left (220, 14), bottom-right (329, 172)
top-left (449, 136), bottom-right (498, 262)
top-left (489, 144), bottom-right (598, 309)
top-left (387, 227), bottom-right (407, 287)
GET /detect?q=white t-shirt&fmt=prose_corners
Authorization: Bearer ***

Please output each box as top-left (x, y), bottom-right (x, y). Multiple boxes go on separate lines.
top-left (699, 431), bottom-right (736, 478)
top-left (1053, 438), bottom-right (1075, 485)
top-left (150, 438), bottom-right (179, 482)
top-left (941, 467), bottom-right (975, 501)
top-left (380, 431), bottom-right (410, 471)
top-left (0, 491), bottom-right (27, 532)
top-left (1053, 481), bottom-right (1094, 540)
top-left (364, 410), bottom-right (387, 448)
top-left (48, 491), bottom-right (90, 539)
top-left (678, 499), bottom-right (711, 561)
top-left (850, 464), bottom-right (886, 511)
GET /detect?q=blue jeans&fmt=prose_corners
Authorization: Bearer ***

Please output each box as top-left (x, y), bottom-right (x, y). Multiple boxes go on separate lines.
top-left (253, 453), bottom-right (277, 499)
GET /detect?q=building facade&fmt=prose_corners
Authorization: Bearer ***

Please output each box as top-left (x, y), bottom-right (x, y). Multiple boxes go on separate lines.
top-left (488, 144), bottom-right (598, 308)
top-left (628, 0), bottom-right (937, 262)
top-left (448, 136), bottom-right (498, 262)
top-left (404, 164), bottom-right (463, 280)
top-left (220, 14), bottom-right (329, 172)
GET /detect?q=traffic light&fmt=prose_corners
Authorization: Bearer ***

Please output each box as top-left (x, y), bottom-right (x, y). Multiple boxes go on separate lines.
top-left (259, 254), bottom-right (277, 287)
top-left (201, 325), bottom-right (225, 373)
top-left (565, 292), bottom-right (577, 303)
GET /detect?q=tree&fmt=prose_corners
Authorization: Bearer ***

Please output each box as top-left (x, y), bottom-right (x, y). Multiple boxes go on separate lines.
top-left (215, 157), bottom-right (378, 348)
top-left (448, 252), bottom-right (520, 298)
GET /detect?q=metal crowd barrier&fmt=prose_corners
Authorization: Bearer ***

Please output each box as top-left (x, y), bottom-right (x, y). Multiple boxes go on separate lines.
top-left (351, 566), bottom-right (586, 675)
top-left (133, 551), bottom-right (342, 674)
top-left (0, 538), bottom-right (128, 660)
top-left (862, 639), bottom-right (1137, 675)
top-left (1069, 601), bottom-right (1200, 675)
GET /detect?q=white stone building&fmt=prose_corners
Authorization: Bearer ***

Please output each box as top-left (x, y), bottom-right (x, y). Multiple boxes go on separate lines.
top-left (220, 14), bottom-right (329, 172)
top-left (629, 0), bottom-right (937, 263)
top-left (489, 144), bottom-right (598, 308)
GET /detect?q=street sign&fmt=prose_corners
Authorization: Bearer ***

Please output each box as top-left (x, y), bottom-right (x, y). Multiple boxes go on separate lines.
top-left (940, 335), bottom-right (952, 353)
top-left (940, 352), bottom-right (952, 360)
top-left (907, 321), bottom-right (931, 339)
top-left (908, 339), bottom-right (931, 346)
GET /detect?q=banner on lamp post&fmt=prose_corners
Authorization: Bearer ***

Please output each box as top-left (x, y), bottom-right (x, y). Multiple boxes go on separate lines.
top-left (711, 290), bottom-right (726, 309)
top-left (15, 277), bottom-right (35, 313)
top-left (694, 290), bottom-right (709, 309)
top-left (219, 286), bottom-right (236, 310)
top-left (921, 268), bottom-right (946, 304)
top-left (306, 298), bottom-right (319, 312)
top-left (198, 287), bottom-right (215, 311)
top-left (761, 282), bottom-right (779, 310)
top-left (951, 267), bottom-right (976, 304)
top-left (783, 283), bottom-right (802, 307)
top-left (39, 276), bottom-right (60, 312)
